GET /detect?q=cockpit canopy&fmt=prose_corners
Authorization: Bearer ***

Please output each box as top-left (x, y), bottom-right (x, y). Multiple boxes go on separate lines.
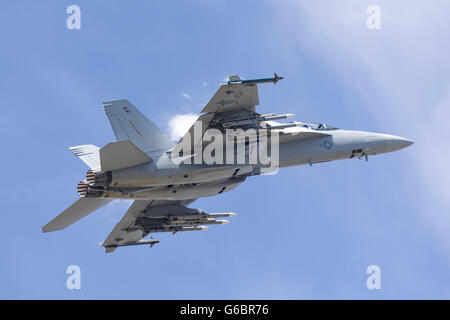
top-left (299, 121), bottom-right (337, 130)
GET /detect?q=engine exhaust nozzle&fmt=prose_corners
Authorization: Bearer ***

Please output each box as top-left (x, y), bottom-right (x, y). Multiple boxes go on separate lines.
top-left (86, 169), bottom-right (112, 187)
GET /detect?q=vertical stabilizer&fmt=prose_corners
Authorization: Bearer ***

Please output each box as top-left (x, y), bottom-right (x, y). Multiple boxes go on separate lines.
top-left (103, 99), bottom-right (174, 155)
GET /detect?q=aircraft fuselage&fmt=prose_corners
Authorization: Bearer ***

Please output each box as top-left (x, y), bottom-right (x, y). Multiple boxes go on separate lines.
top-left (78, 128), bottom-right (412, 201)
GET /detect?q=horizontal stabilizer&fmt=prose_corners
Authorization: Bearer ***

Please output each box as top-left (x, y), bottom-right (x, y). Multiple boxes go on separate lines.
top-left (42, 198), bottom-right (112, 233)
top-left (100, 140), bottom-right (153, 172)
top-left (69, 144), bottom-right (100, 169)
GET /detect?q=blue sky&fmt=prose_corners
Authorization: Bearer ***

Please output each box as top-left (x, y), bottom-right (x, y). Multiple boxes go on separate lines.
top-left (1, 0), bottom-right (449, 299)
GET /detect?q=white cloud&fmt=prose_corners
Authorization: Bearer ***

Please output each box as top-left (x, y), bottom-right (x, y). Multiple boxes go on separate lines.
top-left (181, 92), bottom-right (192, 99)
top-left (168, 113), bottom-right (198, 141)
top-left (202, 82), bottom-right (208, 87)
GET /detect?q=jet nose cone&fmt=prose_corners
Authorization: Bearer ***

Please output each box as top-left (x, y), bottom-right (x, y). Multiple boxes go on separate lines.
top-left (385, 136), bottom-right (414, 152)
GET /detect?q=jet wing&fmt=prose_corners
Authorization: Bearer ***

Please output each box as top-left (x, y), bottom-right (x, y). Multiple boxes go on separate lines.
top-left (101, 199), bottom-right (234, 253)
top-left (201, 81), bottom-right (259, 113)
top-left (173, 74), bottom-right (331, 159)
top-left (175, 77), bottom-right (264, 152)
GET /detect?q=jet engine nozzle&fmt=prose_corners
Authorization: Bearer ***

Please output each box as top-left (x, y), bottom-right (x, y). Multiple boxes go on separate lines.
top-left (77, 180), bottom-right (103, 198)
top-left (86, 169), bottom-right (112, 187)
top-left (86, 169), bottom-right (96, 185)
top-left (77, 180), bottom-right (89, 197)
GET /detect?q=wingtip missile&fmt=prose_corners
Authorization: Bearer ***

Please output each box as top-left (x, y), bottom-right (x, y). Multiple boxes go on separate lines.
top-left (273, 72), bottom-right (284, 85)
top-left (149, 237), bottom-right (159, 248)
top-left (102, 238), bottom-right (160, 252)
top-left (227, 73), bottom-right (284, 85)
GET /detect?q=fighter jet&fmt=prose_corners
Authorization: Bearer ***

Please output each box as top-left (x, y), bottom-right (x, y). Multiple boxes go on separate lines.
top-left (43, 74), bottom-right (413, 252)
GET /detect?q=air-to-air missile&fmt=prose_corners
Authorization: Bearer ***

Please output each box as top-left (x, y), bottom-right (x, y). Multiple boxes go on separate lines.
top-left (103, 237), bottom-right (160, 250)
top-left (227, 72), bottom-right (284, 85)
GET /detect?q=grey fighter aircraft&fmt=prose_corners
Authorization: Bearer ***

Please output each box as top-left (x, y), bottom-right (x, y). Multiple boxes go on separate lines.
top-left (43, 74), bottom-right (413, 252)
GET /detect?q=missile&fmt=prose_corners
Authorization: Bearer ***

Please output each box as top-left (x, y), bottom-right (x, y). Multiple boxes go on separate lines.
top-left (162, 212), bottom-right (235, 228)
top-left (179, 226), bottom-right (208, 231)
top-left (164, 212), bottom-right (236, 221)
top-left (146, 226), bottom-right (209, 234)
top-left (129, 238), bottom-right (160, 247)
top-left (227, 73), bottom-right (284, 85)
top-left (103, 238), bottom-right (160, 250)
top-left (164, 219), bottom-right (229, 227)
top-left (214, 219), bottom-right (229, 224)
top-left (170, 226), bottom-right (208, 235)
top-left (207, 212), bottom-right (236, 218)
top-left (264, 114), bottom-right (294, 121)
